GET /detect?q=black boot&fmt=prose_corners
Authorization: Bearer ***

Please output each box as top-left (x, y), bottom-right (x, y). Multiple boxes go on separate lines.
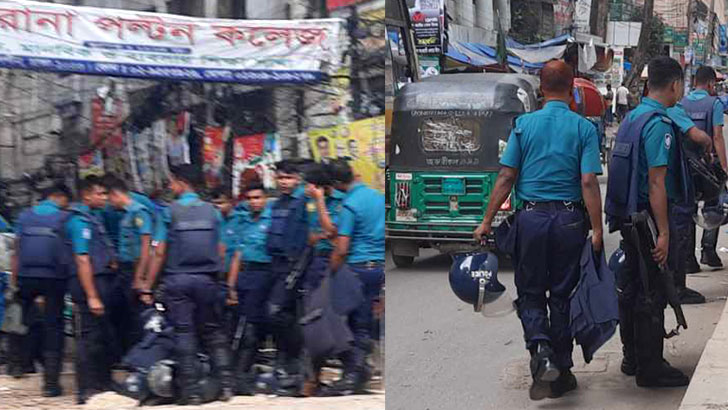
top-left (549, 369), bottom-right (577, 398)
top-left (529, 343), bottom-right (560, 401)
top-left (42, 352), bottom-right (63, 397)
top-left (7, 334), bottom-right (27, 378)
top-left (618, 294), bottom-right (637, 376)
top-left (234, 324), bottom-right (259, 396)
top-left (678, 287), bottom-right (706, 305)
top-left (686, 256), bottom-right (701, 273)
top-left (211, 345), bottom-right (234, 401)
top-left (636, 361), bottom-right (689, 387)
top-left (701, 249), bottom-right (723, 269)
top-left (176, 355), bottom-right (201, 406)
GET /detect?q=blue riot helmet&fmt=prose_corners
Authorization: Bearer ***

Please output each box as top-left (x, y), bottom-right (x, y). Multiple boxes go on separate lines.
top-left (694, 189), bottom-right (728, 230)
top-left (147, 360), bottom-right (176, 398)
top-left (121, 371), bottom-right (150, 401)
top-left (449, 252), bottom-right (514, 317)
top-left (608, 246), bottom-right (626, 275)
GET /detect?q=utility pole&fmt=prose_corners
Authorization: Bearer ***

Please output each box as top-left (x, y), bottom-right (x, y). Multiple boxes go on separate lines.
top-left (686, 0), bottom-right (695, 89)
top-left (625, 0), bottom-right (655, 89)
top-left (703, 0), bottom-right (716, 65)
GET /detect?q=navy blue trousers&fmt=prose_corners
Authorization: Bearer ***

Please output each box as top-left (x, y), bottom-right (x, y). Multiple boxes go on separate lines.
top-left (12, 277), bottom-right (67, 366)
top-left (514, 205), bottom-right (586, 370)
top-left (236, 263), bottom-right (276, 325)
top-left (346, 263), bottom-right (385, 366)
top-left (114, 263), bottom-right (142, 354)
top-left (70, 274), bottom-right (120, 392)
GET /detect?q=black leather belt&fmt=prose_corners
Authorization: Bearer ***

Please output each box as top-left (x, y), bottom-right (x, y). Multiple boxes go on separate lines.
top-left (349, 261), bottom-right (384, 268)
top-left (314, 250), bottom-right (332, 257)
top-left (524, 201), bottom-right (584, 212)
top-left (245, 262), bottom-right (272, 269)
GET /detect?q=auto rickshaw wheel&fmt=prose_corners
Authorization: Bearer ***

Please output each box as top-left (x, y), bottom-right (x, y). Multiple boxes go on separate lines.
top-left (392, 254), bottom-right (414, 268)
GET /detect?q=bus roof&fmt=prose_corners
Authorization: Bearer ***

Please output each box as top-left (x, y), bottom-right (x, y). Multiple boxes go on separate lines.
top-left (394, 73), bottom-right (540, 112)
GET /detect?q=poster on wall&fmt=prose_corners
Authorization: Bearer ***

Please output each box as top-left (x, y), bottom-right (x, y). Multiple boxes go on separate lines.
top-left (232, 133), bottom-right (282, 198)
top-left (418, 55), bottom-right (440, 78)
top-left (720, 25), bottom-right (728, 54)
top-left (90, 96), bottom-right (124, 153)
top-left (408, 0), bottom-right (445, 55)
top-left (308, 116), bottom-right (385, 193)
top-left (78, 150), bottom-right (104, 179)
top-left (574, 0), bottom-right (592, 34)
top-left (203, 126), bottom-right (228, 188)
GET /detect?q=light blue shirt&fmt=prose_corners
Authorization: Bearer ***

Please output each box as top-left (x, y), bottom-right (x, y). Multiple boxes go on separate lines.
top-left (308, 190), bottom-right (345, 253)
top-left (117, 200), bottom-right (153, 263)
top-left (66, 204), bottom-right (94, 255)
top-left (238, 205), bottom-right (273, 263)
top-left (338, 183), bottom-right (385, 263)
top-left (628, 97), bottom-right (679, 203)
top-left (500, 101), bottom-right (602, 202)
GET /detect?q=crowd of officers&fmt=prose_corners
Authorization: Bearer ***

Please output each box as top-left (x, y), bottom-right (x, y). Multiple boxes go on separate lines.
top-left (475, 57), bottom-right (725, 400)
top-left (7, 158), bottom-right (385, 405)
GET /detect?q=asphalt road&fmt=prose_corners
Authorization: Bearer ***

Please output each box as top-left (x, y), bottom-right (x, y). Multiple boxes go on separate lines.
top-left (385, 186), bottom-right (728, 410)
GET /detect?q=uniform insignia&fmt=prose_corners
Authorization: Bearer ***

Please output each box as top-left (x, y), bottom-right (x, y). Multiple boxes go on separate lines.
top-left (82, 228), bottom-right (91, 240)
top-left (307, 202), bottom-right (316, 213)
top-left (135, 216), bottom-right (143, 228)
top-left (665, 133), bottom-right (672, 149)
top-left (661, 116), bottom-right (673, 124)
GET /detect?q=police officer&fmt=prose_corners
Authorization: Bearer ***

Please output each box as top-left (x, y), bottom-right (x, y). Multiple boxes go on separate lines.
top-left (266, 160), bottom-right (310, 387)
top-left (226, 181), bottom-right (274, 395)
top-left (326, 159), bottom-right (385, 395)
top-left (67, 177), bottom-right (121, 404)
top-left (681, 66), bottom-right (727, 271)
top-left (604, 56), bottom-right (691, 387)
top-left (106, 177), bottom-right (154, 352)
top-left (211, 186), bottom-right (241, 275)
top-left (142, 165), bottom-right (233, 404)
top-left (8, 183), bottom-right (72, 396)
top-left (475, 60), bottom-right (603, 400)
top-left (662, 99), bottom-right (713, 304)
top-left (301, 163), bottom-right (345, 394)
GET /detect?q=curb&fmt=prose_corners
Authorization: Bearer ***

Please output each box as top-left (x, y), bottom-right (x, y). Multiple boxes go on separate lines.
top-left (679, 297), bottom-right (728, 409)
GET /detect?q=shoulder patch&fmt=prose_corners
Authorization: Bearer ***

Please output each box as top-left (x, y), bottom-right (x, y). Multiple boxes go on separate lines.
top-left (664, 133), bottom-right (672, 149)
top-left (82, 228), bottom-right (91, 240)
top-left (661, 116), bottom-right (673, 124)
top-left (135, 216), bottom-right (144, 228)
top-left (307, 202), bottom-right (316, 213)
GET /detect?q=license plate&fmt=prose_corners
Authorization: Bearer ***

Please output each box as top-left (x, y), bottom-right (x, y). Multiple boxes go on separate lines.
top-left (396, 209), bottom-right (416, 222)
top-left (442, 178), bottom-right (465, 195)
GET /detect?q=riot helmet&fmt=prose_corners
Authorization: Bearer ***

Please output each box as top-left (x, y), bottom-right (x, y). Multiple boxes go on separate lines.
top-left (694, 190), bottom-right (728, 230)
top-left (448, 252), bottom-right (514, 316)
top-left (147, 360), bottom-right (176, 398)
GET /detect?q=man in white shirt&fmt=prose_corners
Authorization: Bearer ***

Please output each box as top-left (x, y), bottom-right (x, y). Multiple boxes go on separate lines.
top-left (616, 82), bottom-right (630, 122)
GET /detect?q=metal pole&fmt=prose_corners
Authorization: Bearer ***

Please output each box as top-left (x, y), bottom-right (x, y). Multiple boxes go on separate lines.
top-left (687, 0), bottom-right (695, 89)
top-left (703, 0), bottom-right (716, 64)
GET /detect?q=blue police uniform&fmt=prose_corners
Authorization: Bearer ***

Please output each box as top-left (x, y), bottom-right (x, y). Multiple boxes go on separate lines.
top-left (156, 191), bottom-right (233, 400)
top-left (303, 190), bottom-right (345, 291)
top-left (99, 204), bottom-right (124, 251)
top-left (66, 203), bottom-right (121, 399)
top-left (605, 96), bottom-right (692, 384)
top-left (681, 90), bottom-right (725, 264)
top-left (115, 199), bottom-right (153, 353)
top-left (232, 204), bottom-right (275, 390)
top-left (265, 184), bottom-right (309, 374)
top-left (500, 100), bottom-right (601, 370)
top-left (10, 199), bottom-right (70, 391)
top-left (336, 182), bottom-right (385, 379)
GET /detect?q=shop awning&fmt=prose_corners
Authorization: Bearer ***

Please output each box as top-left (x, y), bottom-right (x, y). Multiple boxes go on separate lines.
top-left (445, 41), bottom-right (544, 72)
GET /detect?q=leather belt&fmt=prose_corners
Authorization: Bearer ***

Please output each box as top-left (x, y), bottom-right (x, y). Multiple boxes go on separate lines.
top-left (524, 201), bottom-right (584, 212)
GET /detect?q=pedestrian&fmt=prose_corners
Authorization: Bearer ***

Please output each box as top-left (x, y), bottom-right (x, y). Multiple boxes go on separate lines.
top-left (142, 164), bottom-right (234, 404)
top-left (8, 183), bottom-right (72, 397)
top-left (660, 92), bottom-right (713, 305)
top-left (681, 66), bottom-right (727, 271)
top-left (226, 181), bottom-right (274, 396)
top-left (325, 159), bottom-right (385, 396)
top-left (106, 177), bottom-right (154, 352)
top-left (67, 177), bottom-right (121, 404)
top-left (604, 84), bottom-right (614, 125)
top-left (604, 56), bottom-right (691, 387)
top-left (265, 159), bottom-right (310, 393)
top-left (617, 82), bottom-right (630, 121)
top-left (301, 163), bottom-right (346, 394)
top-left (474, 60), bottom-right (603, 400)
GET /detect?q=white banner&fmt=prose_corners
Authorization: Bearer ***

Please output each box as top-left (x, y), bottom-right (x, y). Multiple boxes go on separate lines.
top-left (0, 0), bottom-right (345, 84)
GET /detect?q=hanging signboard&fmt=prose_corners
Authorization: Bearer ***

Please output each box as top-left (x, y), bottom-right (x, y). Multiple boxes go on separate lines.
top-left (0, 0), bottom-right (344, 84)
top-left (408, 0), bottom-right (445, 55)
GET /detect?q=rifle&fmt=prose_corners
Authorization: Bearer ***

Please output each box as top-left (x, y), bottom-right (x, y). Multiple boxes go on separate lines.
top-left (285, 246), bottom-right (314, 291)
top-left (630, 210), bottom-right (687, 338)
top-left (231, 313), bottom-right (247, 352)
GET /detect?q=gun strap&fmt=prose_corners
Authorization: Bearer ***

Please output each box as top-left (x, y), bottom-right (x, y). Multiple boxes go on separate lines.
top-left (629, 223), bottom-right (653, 303)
